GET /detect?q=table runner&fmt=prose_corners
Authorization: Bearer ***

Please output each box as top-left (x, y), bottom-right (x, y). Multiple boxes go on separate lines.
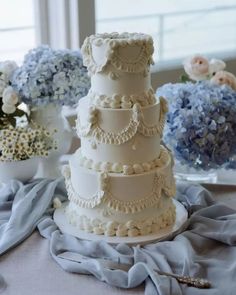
top-left (0, 179), bottom-right (236, 295)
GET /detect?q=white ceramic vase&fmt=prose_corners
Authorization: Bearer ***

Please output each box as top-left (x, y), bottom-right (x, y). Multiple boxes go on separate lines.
top-left (31, 103), bottom-right (73, 178)
top-left (0, 157), bottom-right (39, 183)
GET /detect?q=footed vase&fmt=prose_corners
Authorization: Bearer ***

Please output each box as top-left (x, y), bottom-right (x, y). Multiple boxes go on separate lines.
top-left (174, 161), bottom-right (218, 183)
top-left (0, 157), bottom-right (39, 183)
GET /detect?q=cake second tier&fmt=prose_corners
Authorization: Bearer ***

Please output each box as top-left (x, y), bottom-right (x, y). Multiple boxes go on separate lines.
top-left (77, 95), bottom-right (168, 166)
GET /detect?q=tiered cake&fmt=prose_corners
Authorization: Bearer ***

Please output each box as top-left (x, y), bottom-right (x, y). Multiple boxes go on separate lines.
top-left (63, 32), bottom-right (176, 237)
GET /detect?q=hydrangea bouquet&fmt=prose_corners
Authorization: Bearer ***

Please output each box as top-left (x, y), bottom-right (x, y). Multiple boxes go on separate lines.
top-left (12, 46), bottom-right (90, 107)
top-left (157, 55), bottom-right (236, 171)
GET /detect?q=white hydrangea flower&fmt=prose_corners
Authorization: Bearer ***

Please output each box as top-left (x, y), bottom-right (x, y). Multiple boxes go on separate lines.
top-left (0, 60), bottom-right (18, 80)
top-left (2, 86), bottom-right (18, 105)
top-left (0, 80), bottom-right (6, 95)
top-left (2, 103), bottom-right (16, 114)
top-left (0, 72), bottom-right (9, 83)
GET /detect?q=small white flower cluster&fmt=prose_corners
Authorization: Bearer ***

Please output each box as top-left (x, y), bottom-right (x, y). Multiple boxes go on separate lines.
top-left (0, 124), bottom-right (57, 162)
top-left (0, 61), bottom-right (19, 114)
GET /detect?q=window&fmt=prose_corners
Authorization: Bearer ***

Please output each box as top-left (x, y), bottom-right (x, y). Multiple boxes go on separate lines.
top-left (0, 0), bottom-right (36, 63)
top-left (1, 0), bottom-right (236, 71)
top-left (95, 0), bottom-right (236, 69)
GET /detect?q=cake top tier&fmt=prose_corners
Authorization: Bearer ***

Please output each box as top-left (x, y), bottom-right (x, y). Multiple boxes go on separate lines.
top-left (81, 32), bottom-right (154, 76)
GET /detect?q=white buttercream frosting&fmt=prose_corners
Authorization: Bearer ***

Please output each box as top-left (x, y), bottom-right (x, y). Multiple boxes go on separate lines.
top-left (64, 32), bottom-right (176, 237)
top-left (81, 32), bottom-right (154, 76)
top-left (76, 97), bottom-right (167, 145)
top-left (64, 147), bottom-right (176, 215)
top-left (88, 88), bottom-right (156, 109)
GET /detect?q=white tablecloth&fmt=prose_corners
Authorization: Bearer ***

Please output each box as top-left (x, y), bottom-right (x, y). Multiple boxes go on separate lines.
top-left (0, 184), bottom-right (236, 295)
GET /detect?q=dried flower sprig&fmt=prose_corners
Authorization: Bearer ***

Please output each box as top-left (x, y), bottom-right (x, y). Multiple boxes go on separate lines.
top-left (0, 123), bottom-right (58, 162)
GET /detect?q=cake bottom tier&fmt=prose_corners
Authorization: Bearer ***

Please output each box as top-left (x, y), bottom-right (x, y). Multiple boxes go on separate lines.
top-left (66, 196), bottom-right (176, 237)
top-left (63, 147), bottom-right (176, 237)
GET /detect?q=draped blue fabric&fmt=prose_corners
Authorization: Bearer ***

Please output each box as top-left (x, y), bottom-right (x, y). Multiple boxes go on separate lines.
top-left (1, 179), bottom-right (235, 295)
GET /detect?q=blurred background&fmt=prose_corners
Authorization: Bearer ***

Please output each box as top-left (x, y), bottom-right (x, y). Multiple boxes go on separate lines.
top-left (1, 0), bottom-right (236, 88)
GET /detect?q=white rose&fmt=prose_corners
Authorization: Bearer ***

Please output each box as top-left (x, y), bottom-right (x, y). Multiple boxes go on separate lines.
top-left (183, 55), bottom-right (210, 81)
top-left (0, 60), bottom-right (18, 80)
top-left (2, 86), bottom-right (18, 105)
top-left (0, 80), bottom-right (6, 95)
top-left (209, 59), bottom-right (226, 76)
top-left (2, 103), bottom-right (16, 114)
top-left (211, 70), bottom-right (236, 90)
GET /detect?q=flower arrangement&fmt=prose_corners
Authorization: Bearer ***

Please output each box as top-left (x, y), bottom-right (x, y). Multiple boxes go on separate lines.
top-left (182, 55), bottom-right (226, 81)
top-left (157, 55), bottom-right (236, 170)
top-left (0, 124), bottom-right (57, 162)
top-left (11, 46), bottom-right (90, 107)
top-left (0, 61), bottom-right (28, 128)
top-left (0, 60), bottom-right (58, 163)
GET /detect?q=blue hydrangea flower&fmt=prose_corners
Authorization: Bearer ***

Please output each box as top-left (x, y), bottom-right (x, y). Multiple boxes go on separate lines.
top-left (11, 45), bottom-right (90, 107)
top-left (157, 81), bottom-right (236, 170)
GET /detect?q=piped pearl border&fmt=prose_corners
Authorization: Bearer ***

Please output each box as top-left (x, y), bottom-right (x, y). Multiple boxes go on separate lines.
top-left (66, 201), bottom-right (176, 237)
top-left (89, 88), bottom-right (156, 109)
top-left (76, 146), bottom-right (169, 175)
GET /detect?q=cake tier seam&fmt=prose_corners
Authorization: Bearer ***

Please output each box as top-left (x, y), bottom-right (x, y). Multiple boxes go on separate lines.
top-left (88, 88), bottom-right (156, 109)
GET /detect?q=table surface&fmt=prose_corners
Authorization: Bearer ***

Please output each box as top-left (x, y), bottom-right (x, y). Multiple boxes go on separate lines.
top-left (1, 184), bottom-right (236, 295)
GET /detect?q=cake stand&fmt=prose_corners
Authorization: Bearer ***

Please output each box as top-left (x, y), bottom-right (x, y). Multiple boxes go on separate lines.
top-left (53, 199), bottom-right (188, 246)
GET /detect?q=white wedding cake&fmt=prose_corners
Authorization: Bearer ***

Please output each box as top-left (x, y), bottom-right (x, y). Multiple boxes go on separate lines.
top-left (63, 32), bottom-right (176, 237)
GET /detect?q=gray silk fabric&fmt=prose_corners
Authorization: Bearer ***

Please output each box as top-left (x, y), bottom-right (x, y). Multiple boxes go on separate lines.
top-left (0, 179), bottom-right (236, 295)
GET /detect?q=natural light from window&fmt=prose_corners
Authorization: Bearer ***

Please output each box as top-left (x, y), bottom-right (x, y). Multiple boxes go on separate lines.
top-left (0, 0), bottom-right (35, 64)
top-left (95, 0), bottom-right (236, 68)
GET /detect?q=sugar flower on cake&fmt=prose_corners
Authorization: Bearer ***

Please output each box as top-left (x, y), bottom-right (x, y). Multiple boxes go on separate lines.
top-left (183, 54), bottom-right (226, 81)
top-left (11, 46), bottom-right (91, 107)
